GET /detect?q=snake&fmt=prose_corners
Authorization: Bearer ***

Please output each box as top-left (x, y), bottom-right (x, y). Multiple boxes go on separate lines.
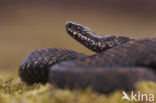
top-left (19, 21), bottom-right (156, 94)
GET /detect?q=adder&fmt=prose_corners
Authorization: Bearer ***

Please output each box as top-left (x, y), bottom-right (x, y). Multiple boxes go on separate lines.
top-left (19, 21), bottom-right (156, 93)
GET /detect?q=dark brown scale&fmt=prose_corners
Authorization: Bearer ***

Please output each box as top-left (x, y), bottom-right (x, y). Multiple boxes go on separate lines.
top-left (19, 48), bottom-right (88, 84)
top-left (49, 64), bottom-right (156, 93)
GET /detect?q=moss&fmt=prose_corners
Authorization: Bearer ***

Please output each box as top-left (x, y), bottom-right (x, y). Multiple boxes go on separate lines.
top-left (0, 77), bottom-right (155, 103)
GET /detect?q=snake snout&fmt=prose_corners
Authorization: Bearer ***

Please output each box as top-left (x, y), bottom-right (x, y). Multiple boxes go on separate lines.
top-left (66, 21), bottom-right (83, 34)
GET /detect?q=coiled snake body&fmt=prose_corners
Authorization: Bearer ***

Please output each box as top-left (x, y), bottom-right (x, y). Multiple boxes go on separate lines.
top-left (19, 22), bottom-right (156, 93)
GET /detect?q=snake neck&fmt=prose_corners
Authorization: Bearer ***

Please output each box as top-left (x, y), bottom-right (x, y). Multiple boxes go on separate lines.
top-left (66, 21), bottom-right (133, 53)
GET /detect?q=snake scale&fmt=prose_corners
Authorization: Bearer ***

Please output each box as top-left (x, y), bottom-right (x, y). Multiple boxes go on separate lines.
top-left (19, 21), bottom-right (156, 93)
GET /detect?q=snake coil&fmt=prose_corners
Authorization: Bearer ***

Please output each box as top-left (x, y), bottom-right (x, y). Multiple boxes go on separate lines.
top-left (19, 21), bottom-right (156, 93)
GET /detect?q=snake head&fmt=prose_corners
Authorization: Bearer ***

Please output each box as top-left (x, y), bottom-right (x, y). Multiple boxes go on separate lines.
top-left (66, 21), bottom-right (98, 40)
top-left (66, 21), bottom-right (106, 52)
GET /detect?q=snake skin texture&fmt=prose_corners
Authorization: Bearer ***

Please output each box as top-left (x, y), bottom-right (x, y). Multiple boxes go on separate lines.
top-left (49, 38), bottom-right (156, 93)
top-left (19, 21), bottom-right (156, 93)
top-left (50, 65), bottom-right (156, 93)
top-left (66, 38), bottom-right (156, 67)
top-left (19, 48), bottom-right (88, 84)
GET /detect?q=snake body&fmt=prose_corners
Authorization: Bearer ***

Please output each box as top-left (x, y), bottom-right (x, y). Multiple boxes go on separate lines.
top-left (19, 21), bottom-right (156, 93)
top-left (19, 48), bottom-right (88, 84)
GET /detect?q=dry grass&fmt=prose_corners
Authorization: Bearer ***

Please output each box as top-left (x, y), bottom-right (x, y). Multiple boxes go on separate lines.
top-left (0, 78), bottom-right (156, 103)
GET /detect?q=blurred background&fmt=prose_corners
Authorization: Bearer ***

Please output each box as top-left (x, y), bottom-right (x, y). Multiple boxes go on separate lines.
top-left (0, 0), bottom-right (156, 77)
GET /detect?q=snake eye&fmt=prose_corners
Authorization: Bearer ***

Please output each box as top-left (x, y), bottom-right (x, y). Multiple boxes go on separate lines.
top-left (66, 21), bottom-right (82, 32)
top-left (66, 22), bottom-right (73, 28)
top-left (66, 21), bottom-right (77, 30)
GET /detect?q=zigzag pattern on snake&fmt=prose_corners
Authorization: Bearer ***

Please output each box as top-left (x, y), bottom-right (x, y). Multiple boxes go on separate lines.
top-left (19, 21), bottom-right (156, 93)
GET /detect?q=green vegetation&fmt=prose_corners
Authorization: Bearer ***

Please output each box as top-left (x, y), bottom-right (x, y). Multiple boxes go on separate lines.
top-left (0, 77), bottom-right (155, 103)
